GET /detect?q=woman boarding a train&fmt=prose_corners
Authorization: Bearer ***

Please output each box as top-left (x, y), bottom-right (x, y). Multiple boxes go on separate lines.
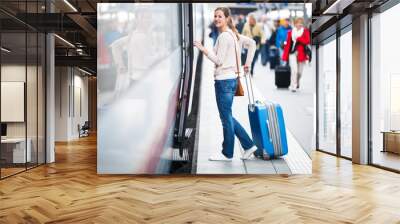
top-left (194, 7), bottom-right (258, 161)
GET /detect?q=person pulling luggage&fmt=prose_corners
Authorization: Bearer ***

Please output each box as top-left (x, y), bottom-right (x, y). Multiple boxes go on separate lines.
top-left (282, 17), bottom-right (310, 92)
top-left (260, 14), bottom-right (273, 67)
top-left (241, 13), bottom-right (265, 76)
top-left (194, 7), bottom-right (258, 161)
top-left (268, 20), bottom-right (280, 70)
top-left (276, 19), bottom-right (291, 64)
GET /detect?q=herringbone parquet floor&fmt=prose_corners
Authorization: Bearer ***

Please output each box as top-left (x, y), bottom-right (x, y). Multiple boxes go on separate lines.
top-left (1, 135), bottom-right (399, 223)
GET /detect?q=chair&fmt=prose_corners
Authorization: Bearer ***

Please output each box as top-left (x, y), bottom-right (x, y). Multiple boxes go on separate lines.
top-left (78, 121), bottom-right (90, 138)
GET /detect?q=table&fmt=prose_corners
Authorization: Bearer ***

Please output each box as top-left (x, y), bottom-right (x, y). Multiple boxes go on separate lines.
top-left (381, 131), bottom-right (400, 154)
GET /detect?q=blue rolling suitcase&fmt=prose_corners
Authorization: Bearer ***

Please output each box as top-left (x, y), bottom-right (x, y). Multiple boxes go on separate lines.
top-left (244, 74), bottom-right (289, 159)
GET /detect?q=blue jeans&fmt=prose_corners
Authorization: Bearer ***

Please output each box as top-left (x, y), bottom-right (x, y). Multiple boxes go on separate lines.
top-left (279, 48), bottom-right (285, 65)
top-left (242, 49), bottom-right (260, 76)
top-left (260, 43), bottom-right (270, 66)
top-left (214, 79), bottom-right (255, 158)
top-left (250, 49), bottom-right (260, 76)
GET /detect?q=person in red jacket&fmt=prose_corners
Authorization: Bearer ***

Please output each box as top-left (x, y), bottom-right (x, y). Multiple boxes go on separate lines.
top-left (282, 18), bottom-right (310, 92)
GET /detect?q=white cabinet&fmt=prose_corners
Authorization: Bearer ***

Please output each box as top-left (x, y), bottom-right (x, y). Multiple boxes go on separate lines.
top-left (1, 138), bottom-right (31, 163)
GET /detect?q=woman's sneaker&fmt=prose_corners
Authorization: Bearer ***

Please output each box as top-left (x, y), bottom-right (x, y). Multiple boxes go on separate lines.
top-left (241, 146), bottom-right (258, 160)
top-left (209, 153), bottom-right (232, 161)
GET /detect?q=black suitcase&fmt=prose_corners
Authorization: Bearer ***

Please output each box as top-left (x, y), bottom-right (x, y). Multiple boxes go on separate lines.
top-left (275, 65), bottom-right (291, 88)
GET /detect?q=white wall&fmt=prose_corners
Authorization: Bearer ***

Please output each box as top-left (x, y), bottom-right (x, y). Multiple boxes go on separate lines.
top-left (55, 66), bottom-right (68, 141)
top-left (1, 65), bottom-right (35, 138)
top-left (1, 64), bottom-right (46, 164)
top-left (70, 73), bottom-right (89, 138)
top-left (55, 67), bottom-right (89, 141)
top-left (1, 65), bottom-right (26, 128)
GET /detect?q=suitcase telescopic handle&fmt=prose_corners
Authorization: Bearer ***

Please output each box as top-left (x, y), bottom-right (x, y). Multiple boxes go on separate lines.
top-left (244, 71), bottom-right (255, 106)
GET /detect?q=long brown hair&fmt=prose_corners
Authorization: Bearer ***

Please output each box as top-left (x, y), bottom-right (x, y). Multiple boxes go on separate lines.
top-left (215, 7), bottom-right (240, 40)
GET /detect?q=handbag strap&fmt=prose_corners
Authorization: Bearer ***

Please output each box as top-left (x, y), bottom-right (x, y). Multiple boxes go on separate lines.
top-left (227, 31), bottom-right (255, 105)
top-left (227, 31), bottom-right (240, 78)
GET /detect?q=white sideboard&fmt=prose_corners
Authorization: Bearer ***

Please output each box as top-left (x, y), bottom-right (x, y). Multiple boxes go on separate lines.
top-left (1, 138), bottom-right (32, 163)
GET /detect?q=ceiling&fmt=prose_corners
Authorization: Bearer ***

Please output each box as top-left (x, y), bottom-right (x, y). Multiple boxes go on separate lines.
top-left (0, 0), bottom-right (393, 73)
top-left (310, 0), bottom-right (390, 43)
top-left (0, 0), bottom-right (98, 73)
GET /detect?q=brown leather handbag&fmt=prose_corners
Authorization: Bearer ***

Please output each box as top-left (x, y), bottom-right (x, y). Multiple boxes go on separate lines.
top-left (235, 77), bottom-right (244, 96)
top-left (229, 32), bottom-right (244, 96)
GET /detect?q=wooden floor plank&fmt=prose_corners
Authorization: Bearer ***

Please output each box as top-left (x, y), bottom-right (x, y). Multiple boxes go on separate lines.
top-left (0, 134), bottom-right (399, 223)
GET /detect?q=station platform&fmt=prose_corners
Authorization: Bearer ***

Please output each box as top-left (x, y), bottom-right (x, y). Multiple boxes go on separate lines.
top-left (194, 37), bottom-right (313, 174)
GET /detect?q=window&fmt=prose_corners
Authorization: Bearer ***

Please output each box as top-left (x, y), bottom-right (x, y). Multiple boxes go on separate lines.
top-left (318, 36), bottom-right (337, 154)
top-left (0, 1), bottom-right (46, 179)
top-left (370, 2), bottom-right (400, 171)
top-left (339, 28), bottom-right (352, 158)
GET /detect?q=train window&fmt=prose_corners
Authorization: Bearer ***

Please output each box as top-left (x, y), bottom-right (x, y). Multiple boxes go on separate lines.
top-left (97, 3), bottom-right (185, 174)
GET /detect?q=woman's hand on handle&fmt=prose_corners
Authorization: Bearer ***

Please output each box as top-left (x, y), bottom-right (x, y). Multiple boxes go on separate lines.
top-left (243, 64), bottom-right (250, 74)
top-left (194, 41), bottom-right (208, 55)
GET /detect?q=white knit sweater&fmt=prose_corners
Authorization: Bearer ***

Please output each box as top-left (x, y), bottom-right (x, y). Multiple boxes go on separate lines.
top-left (206, 29), bottom-right (256, 80)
